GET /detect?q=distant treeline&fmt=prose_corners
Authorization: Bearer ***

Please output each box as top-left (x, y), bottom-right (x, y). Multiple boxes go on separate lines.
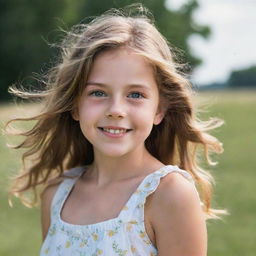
top-left (228, 66), bottom-right (256, 88)
top-left (199, 65), bottom-right (256, 90)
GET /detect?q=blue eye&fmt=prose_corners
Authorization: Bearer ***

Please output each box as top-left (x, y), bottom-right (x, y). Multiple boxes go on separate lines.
top-left (89, 90), bottom-right (106, 97)
top-left (128, 92), bottom-right (144, 99)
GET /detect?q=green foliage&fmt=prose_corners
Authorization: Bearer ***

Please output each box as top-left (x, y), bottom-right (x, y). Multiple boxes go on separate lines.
top-left (0, 0), bottom-right (209, 101)
top-left (228, 65), bottom-right (256, 88)
top-left (0, 0), bottom-right (68, 101)
top-left (1, 91), bottom-right (256, 255)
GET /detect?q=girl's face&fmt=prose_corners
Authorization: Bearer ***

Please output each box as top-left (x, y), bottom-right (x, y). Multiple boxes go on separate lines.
top-left (73, 47), bottom-right (165, 158)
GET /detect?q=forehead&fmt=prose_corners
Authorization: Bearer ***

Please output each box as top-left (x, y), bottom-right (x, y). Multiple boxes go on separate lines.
top-left (87, 47), bottom-right (157, 86)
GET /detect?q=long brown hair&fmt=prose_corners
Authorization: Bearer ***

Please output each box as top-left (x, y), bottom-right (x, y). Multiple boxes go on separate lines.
top-left (6, 5), bottom-right (226, 218)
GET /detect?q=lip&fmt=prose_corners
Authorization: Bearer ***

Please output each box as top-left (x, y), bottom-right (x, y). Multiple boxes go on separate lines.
top-left (98, 126), bottom-right (132, 138)
top-left (99, 126), bottom-right (131, 130)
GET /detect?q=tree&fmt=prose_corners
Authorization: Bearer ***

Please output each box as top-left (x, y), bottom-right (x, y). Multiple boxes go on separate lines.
top-left (0, 0), bottom-right (209, 101)
top-left (228, 66), bottom-right (256, 88)
top-left (75, 0), bottom-right (210, 67)
top-left (0, 0), bottom-right (67, 101)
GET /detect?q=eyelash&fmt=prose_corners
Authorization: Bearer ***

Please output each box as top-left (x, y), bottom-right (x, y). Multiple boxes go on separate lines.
top-left (89, 90), bottom-right (106, 97)
top-left (88, 90), bottom-right (145, 99)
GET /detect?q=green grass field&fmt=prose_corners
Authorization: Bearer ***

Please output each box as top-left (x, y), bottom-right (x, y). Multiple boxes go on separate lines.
top-left (1, 90), bottom-right (256, 255)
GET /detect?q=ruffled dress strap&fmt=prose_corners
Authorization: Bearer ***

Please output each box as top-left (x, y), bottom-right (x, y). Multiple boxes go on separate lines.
top-left (50, 166), bottom-right (86, 221)
top-left (119, 165), bottom-right (195, 221)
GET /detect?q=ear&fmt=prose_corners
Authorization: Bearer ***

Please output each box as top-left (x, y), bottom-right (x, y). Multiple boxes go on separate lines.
top-left (71, 107), bottom-right (79, 121)
top-left (153, 102), bottom-right (167, 125)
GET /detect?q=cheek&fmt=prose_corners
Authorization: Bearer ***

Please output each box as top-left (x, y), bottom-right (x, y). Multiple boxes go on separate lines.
top-left (78, 101), bottom-right (102, 119)
top-left (133, 107), bottom-right (157, 129)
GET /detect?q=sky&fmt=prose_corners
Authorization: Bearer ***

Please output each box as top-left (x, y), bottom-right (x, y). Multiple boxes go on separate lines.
top-left (166, 0), bottom-right (256, 86)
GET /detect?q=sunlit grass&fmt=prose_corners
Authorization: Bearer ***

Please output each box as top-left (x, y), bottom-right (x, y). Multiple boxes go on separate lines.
top-left (0, 103), bottom-right (42, 256)
top-left (197, 90), bottom-right (256, 256)
top-left (1, 90), bottom-right (256, 255)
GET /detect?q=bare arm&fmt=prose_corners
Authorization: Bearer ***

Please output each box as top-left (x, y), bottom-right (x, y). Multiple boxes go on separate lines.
top-left (152, 173), bottom-right (207, 256)
top-left (40, 183), bottom-right (59, 241)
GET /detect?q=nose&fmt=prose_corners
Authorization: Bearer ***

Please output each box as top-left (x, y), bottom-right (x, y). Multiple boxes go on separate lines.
top-left (105, 97), bottom-right (126, 119)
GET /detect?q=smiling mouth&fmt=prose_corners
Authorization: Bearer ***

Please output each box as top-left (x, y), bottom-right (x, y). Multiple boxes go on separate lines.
top-left (98, 127), bottom-right (132, 134)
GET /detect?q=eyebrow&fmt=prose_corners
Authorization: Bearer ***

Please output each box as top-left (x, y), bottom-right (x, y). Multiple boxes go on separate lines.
top-left (85, 82), bottom-right (151, 91)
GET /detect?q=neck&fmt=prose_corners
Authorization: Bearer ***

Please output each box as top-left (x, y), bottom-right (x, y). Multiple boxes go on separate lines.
top-left (84, 145), bottom-right (163, 187)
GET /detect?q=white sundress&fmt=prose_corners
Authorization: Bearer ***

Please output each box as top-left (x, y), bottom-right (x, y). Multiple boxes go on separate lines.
top-left (40, 165), bottom-right (194, 256)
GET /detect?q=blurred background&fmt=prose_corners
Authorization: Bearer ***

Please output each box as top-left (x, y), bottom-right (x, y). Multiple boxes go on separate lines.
top-left (0, 0), bottom-right (255, 255)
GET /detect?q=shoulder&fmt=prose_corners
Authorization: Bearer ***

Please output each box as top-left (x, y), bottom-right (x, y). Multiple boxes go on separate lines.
top-left (41, 175), bottom-right (65, 205)
top-left (40, 177), bottom-right (63, 241)
top-left (40, 166), bottom-right (83, 240)
top-left (150, 171), bottom-right (202, 223)
top-left (149, 171), bottom-right (207, 256)
top-left (41, 179), bottom-right (61, 205)
top-left (155, 171), bottom-right (199, 207)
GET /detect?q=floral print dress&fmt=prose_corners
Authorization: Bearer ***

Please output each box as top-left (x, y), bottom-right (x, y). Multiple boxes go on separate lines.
top-left (40, 165), bottom-right (194, 256)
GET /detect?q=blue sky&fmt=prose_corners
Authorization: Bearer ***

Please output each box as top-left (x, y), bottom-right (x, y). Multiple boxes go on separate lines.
top-left (167, 0), bottom-right (256, 85)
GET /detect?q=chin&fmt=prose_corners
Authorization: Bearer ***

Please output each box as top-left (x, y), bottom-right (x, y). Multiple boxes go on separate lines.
top-left (102, 151), bottom-right (130, 158)
top-left (95, 147), bottom-right (132, 158)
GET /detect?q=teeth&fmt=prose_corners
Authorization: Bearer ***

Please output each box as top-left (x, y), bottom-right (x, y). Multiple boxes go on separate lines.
top-left (102, 128), bottom-right (126, 134)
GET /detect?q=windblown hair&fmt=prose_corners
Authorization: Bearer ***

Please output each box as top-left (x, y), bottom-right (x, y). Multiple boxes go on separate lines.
top-left (6, 5), bottom-right (226, 218)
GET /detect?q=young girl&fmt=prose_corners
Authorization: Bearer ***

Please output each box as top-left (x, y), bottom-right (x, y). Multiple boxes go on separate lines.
top-left (7, 5), bottom-right (226, 256)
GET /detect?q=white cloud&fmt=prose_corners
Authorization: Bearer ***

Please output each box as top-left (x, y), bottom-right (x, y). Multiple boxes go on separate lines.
top-left (166, 0), bottom-right (190, 11)
top-left (167, 0), bottom-right (256, 85)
